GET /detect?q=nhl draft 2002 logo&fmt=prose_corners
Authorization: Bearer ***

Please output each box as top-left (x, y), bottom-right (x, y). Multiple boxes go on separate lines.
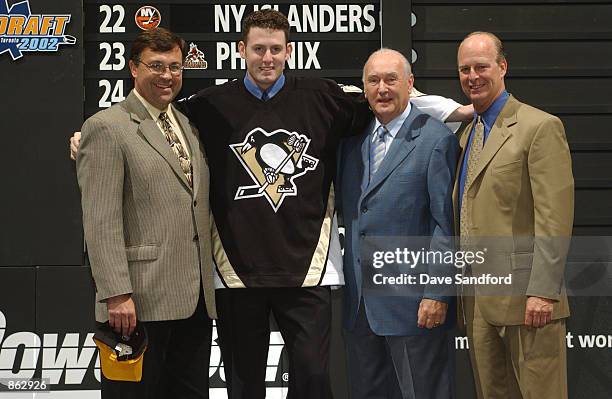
top-left (230, 128), bottom-right (319, 212)
top-left (0, 0), bottom-right (76, 61)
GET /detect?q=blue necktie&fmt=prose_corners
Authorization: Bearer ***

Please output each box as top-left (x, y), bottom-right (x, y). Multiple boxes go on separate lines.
top-left (370, 125), bottom-right (387, 179)
top-left (261, 91), bottom-right (269, 101)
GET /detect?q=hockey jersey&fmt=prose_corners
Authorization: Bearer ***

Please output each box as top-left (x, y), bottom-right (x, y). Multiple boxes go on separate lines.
top-left (179, 76), bottom-right (369, 288)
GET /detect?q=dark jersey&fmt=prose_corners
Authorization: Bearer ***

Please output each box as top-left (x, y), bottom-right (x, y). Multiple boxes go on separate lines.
top-left (179, 75), bottom-right (369, 288)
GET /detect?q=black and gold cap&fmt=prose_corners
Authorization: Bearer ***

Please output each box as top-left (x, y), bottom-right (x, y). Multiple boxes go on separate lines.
top-left (93, 322), bottom-right (148, 382)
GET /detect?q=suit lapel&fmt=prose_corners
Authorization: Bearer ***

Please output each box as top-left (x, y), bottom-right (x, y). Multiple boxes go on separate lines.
top-left (465, 96), bottom-right (518, 193)
top-left (126, 91), bottom-right (192, 191)
top-left (363, 107), bottom-right (420, 197)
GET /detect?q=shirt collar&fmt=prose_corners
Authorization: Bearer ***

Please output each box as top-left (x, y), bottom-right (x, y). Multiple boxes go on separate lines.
top-left (133, 88), bottom-right (172, 121)
top-left (243, 73), bottom-right (286, 100)
top-left (475, 90), bottom-right (509, 129)
top-left (372, 102), bottom-right (412, 140)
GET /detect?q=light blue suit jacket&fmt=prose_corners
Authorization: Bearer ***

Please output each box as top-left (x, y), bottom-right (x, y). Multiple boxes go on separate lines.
top-left (338, 105), bottom-right (460, 336)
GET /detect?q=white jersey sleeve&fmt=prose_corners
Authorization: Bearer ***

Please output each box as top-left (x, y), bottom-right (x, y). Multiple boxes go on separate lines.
top-left (410, 87), bottom-right (463, 133)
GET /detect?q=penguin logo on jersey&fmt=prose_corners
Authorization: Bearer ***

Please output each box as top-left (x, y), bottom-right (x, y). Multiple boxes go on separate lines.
top-left (230, 128), bottom-right (319, 212)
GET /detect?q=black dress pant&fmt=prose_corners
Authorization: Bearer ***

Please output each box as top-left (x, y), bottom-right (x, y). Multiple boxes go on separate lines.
top-left (343, 305), bottom-right (455, 399)
top-left (216, 286), bottom-right (333, 399)
top-left (101, 293), bottom-right (212, 399)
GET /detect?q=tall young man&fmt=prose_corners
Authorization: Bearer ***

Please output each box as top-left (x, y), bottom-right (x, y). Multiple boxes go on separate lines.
top-left (180, 10), bottom-right (365, 398)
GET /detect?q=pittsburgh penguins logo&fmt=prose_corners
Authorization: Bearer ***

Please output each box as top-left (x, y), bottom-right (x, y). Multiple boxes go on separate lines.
top-left (230, 128), bottom-right (319, 212)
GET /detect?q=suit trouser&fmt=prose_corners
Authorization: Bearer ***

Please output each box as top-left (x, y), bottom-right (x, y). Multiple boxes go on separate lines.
top-left (101, 292), bottom-right (212, 399)
top-left (215, 286), bottom-right (333, 399)
top-left (343, 304), bottom-right (455, 399)
top-left (465, 296), bottom-right (568, 399)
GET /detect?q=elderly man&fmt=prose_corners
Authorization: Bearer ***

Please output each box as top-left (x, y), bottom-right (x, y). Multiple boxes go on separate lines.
top-left (455, 31), bottom-right (574, 399)
top-left (76, 28), bottom-right (216, 398)
top-left (338, 48), bottom-right (459, 399)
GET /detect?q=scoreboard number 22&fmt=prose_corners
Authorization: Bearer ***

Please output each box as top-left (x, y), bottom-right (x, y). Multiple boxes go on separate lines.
top-left (99, 5), bottom-right (125, 33)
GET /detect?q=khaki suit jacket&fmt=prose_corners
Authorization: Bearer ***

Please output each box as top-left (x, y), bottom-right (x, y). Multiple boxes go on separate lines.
top-left (77, 91), bottom-right (216, 322)
top-left (453, 95), bottom-right (574, 326)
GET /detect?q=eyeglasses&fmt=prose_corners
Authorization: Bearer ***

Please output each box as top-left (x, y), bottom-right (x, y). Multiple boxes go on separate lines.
top-left (135, 59), bottom-right (184, 75)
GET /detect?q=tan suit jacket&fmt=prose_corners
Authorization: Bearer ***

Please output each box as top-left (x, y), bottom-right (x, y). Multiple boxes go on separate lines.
top-left (454, 95), bottom-right (574, 326)
top-left (77, 91), bottom-right (216, 322)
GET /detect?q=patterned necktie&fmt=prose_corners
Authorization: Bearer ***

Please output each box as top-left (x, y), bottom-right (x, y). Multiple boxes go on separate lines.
top-left (261, 90), bottom-right (269, 101)
top-left (159, 112), bottom-right (193, 188)
top-left (370, 125), bottom-right (388, 179)
top-left (460, 116), bottom-right (485, 237)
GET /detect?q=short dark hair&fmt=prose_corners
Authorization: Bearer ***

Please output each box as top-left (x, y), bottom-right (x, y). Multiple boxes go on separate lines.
top-left (462, 31), bottom-right (507, 64)
top-left (129, 27), bottom-right (186, 62)
top-left (241, 9), bottom-right (290, 44)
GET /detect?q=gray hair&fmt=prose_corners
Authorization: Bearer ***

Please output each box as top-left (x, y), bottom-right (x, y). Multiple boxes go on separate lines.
top-left (362, 48), bottom-right (413, 83)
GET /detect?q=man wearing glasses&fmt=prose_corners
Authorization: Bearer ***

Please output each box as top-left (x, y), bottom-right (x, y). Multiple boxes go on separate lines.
top-left (76, 28), bottom-right (216, 399)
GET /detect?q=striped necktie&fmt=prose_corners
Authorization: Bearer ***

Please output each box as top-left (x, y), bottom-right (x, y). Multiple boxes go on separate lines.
top-left (460, 116), bottom-right (485, 238)
top-left (159, 112), bottom-right (193, 188)
top-left (370, 125), bottom-right (388, 179)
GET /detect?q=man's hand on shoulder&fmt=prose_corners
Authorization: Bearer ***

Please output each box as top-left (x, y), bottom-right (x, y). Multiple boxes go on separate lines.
top-left (524, 296), bottom-right (554, 328)
top-left (69, 131), bottom-right (81, 161)
top-left (417, 298), bottom-right (448, 329)
top-left (107, 294), bottom-right (137, 338)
